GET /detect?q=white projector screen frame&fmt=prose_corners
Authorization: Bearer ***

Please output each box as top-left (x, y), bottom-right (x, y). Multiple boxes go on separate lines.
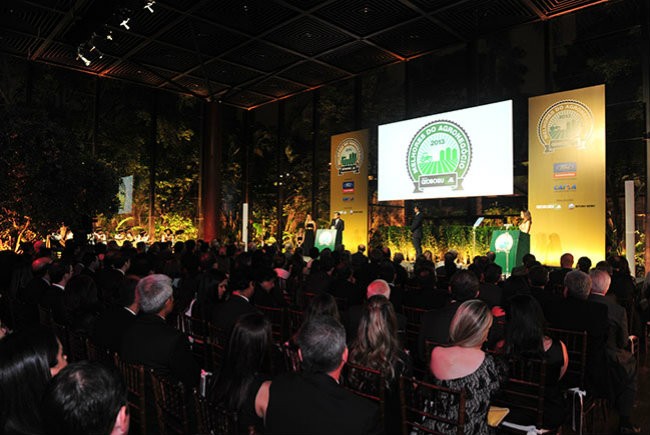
top-left (378, 100), bottom-right (513, 201)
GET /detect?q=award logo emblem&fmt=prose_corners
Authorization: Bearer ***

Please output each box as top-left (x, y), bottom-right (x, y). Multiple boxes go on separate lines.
top-left (406, 120), bottom-right (472, 193)
top-left (335, 138), bottom-right (363, 175)
top-left (538, 99), bottom-right (593, 153)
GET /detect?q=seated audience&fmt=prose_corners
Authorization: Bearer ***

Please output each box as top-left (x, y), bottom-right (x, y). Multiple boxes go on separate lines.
top-left (120, 274), bottom-right (200, 388)
top-left (41, 361), bottom-right (129, 435)
top-left (210, 312), bottom-right (274, 434)
top-left (0, 326), bottom-right (67, 434)
top-left (503, 294), bottom-right (568, 429)
top-left (257, 316), bottom-right (381, 435)
top-left (190, 268), bottom-right (228, 321)
top-left (63, 273), bottom-right (100, 334)
top-left (418, 270), bottom-right (480, 362)
top-left (344, 279), bottom-right (406, 344)
top-left (478, 262), bottom-right (503, 308)
top-left (428, 300), bottom-right (502, 434)
top-left (42, 261), bottom-right (73, 324)
top-left (349, 295), bottom-right (411, 434)
top-left (212, 268), bottom-right (259, 336)
top-left (547, 252), bottom-right (574, 293)
top-left (93, 276), bottom-right (139, 352)
top-left (588, 269), bottom-right (639, 434)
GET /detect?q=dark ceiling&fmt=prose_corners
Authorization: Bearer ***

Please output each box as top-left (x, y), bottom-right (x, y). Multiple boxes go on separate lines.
top-left (1, 0), bottom-right (610, 109)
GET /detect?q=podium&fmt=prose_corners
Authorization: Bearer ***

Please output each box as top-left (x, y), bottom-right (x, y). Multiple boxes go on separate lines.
top-left (315, 229), bottom-right (337, 252)
top-left (489, 230), bottom-right (530, 275)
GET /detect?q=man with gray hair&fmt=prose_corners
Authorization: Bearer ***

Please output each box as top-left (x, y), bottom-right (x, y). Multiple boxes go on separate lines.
top-left (257, 316), bottom-right (381, 435)
top-left (543, 270), bottom-right (613, 424)
top-left (588, 269), bottom-right (639, 433)
top-left (120, 274), bottom-right (200, 388)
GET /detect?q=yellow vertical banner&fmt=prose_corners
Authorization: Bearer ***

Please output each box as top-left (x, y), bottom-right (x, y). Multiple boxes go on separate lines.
top-left (330, 129), bottom-right (369, 251)
top-left (528, 85), bottom-right (606, 266)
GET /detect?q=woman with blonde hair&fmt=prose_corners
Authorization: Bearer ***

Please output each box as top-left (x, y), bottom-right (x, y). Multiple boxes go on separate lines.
top-left (428, 299), bottom-right (503, 435)
top-left (349, 295), bottom-right (411, 434)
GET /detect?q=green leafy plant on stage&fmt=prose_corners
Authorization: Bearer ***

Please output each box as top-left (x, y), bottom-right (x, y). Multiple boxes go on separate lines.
top-left (374, 224), bottom-right (500, 263)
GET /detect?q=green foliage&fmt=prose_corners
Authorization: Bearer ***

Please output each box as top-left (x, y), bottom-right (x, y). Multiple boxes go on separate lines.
top-left (0, 107), bottom-right (119, 246)
top-left (375, 224), bottom-right (500, 262)
top-left (155, 213), bottom-right (198, 241)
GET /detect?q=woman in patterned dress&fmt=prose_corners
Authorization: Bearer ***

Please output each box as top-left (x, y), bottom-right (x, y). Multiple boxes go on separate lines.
top-left (428, 300), bottom-right (504, 434)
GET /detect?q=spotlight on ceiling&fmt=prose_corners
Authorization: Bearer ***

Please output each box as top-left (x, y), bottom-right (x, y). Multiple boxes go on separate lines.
top-left (76, 47), bottom-right (91, 66)
top-left (144, 1), bottom-right (155, 13)
top-left (120, 17), bottom-right (131, 30)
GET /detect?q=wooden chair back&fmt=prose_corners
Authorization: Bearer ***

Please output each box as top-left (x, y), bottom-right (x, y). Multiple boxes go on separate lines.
top-left (399, 376), bottom-right (466, 435)
top-left (256, 305), bottom-right (285, 343)
top-left (180, 315), bottom-right (210, 368)
top-left (341, 362), bottom-right (386, 424)
top-left (114, 354), bottom-right (147, 435)
top-left (281, 341), bottom-right (302, 373)
top-left (193, 389), bottom-right (238, 435)
top-left (150, 371), bottom-right (191, 435)
top-left (402, 305), bottom-right (427, 352)
top-left (493, 357), bottom-right (547, 431)
top-left (547, 327), bottom-right (587, 389)
top-left (207, 340), bottom-right (226, 376)
top-left (286, 308), bottom-right (304, 337)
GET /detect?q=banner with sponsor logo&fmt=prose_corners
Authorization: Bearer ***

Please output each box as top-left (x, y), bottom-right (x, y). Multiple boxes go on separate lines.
top-left (528, 85), bottom-right (605, 266)
top-left (330, 130), bottom-right (369, 250)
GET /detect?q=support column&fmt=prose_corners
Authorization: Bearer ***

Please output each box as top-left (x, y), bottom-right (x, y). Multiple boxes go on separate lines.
top-left (200, 101), bottom-right (223, 242)
top-left (147, 92), bottom-right (158, 239)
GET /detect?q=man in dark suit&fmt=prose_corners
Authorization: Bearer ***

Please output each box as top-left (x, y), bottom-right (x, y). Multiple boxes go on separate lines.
top-left (588, 269), bottom-right (639, 434)
top-left (547, 252), bottom-right (574, 293)
top-left (258, 316), bottom-right (382, 435)
top-left (120, 274), bottom-right (199, 388)
top-left (93, 276), bottom-right (140, 352)
top-left (20, 256), bottom-right (52, 305)
top-left (330, 212), bottom-right (345, 249)
top-left (418, 270), bottom-right (479, 362)
top-left (95, 251), bottom-right (130, 307)
top-left (252, 267), bottom-right (286, 308)
top-left (212, 268), bottom-right (258, 335)
top-left (42, 261), bottom-right (73, 324)
top-left (411, 205), bottom-right (424, 258)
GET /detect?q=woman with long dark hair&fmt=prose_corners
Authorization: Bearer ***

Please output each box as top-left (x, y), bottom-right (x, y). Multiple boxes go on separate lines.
top-left (504, 294), bottom-right (568, 429)
top-left (349, 295), bottom-right (411, 434)
top-left (191, 269), bottom-right (228, 321)
top-left (0, 326), bottom-right (67, 434)
top-left (210, 312), bottom-right (273, 434)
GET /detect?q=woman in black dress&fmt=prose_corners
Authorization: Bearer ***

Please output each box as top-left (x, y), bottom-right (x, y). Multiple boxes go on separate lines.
top-left (303, 214), bottom-right (316, 253)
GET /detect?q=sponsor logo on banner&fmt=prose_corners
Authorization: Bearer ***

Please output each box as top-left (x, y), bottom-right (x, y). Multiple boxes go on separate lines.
top-left (342, 181), bottom-right (354, 193)
top-left (335, 138), bottom-right (364, 175)
top-left (342, 197), bottom-right (354, 202)
top-left (554, 184), bottom-right (577, 192)
top-left (553, 162), bottom-right (577, 178)
top-left (538, 100), bottom-right (594, 153)
top-left (536, 204), bottom-right (562, 210)
top-left (406, 120), bottom-right (472, 193)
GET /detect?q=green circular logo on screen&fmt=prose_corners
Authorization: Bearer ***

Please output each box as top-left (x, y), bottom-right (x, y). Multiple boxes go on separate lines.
top-left (406, 120), bottom-right (472, 193)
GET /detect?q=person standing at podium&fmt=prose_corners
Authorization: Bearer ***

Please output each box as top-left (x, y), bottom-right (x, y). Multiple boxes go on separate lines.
top-left (330, 212), bottom-right (345, 249)
top-left (303, 214), bottom-right (317, 252)
top-left (518, 210), bottom-right (532, 234)
top-left (411, 205), bottom-right (424, 258)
